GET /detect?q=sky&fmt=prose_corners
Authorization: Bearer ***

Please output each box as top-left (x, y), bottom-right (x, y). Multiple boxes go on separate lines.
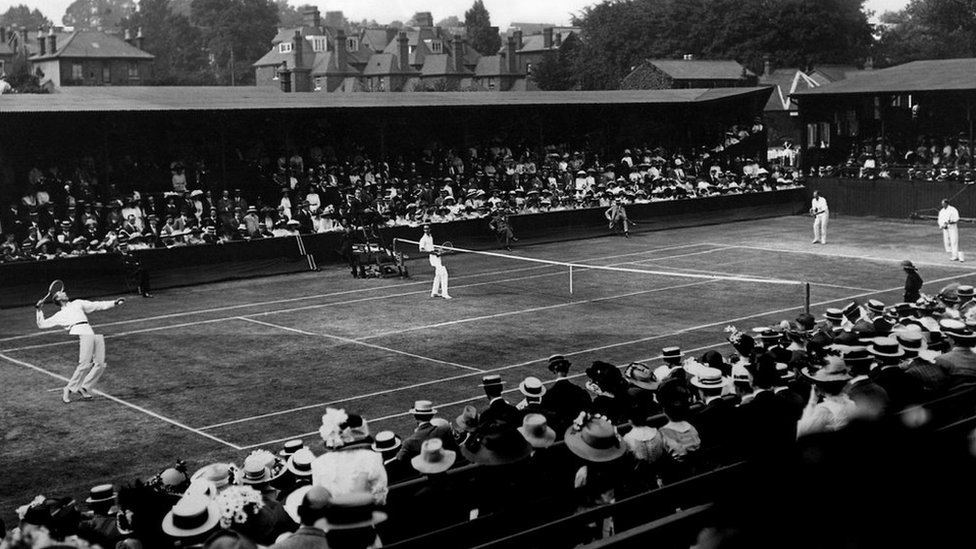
top-left (3, 0), bottom-right (911, 30)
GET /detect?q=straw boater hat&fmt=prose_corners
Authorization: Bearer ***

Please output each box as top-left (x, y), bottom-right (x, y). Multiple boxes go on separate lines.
top-left (278, 439), bottom-right (304, 458)
top-left (564, 415), bottom-right (626, 463)
top-left (85, 484), bottom-right (116, 505)
top-left (690, 367), bottom-right (732, 390)
top-left (411, 438), bottom-right (456, 474)
top-left (958, 285), bottom-right (976, 300)
top-left (623, 362), bottom-right (659, 390)
top-left (802, 356), bottom-right (852, 384)
top-left (240, 455), bottom-right (285, 486)
top-left (371, 431), bottom-right (402, 453)
top-left (409, 400), bottom-right (437, 417)
top-left (661, 346), bottom-right (683, 363)
top-left (866, 299), bottom-right (886, 316)
top-left (823, 308), bottom-right (844, 323)
top-left (161, 494), bottom-right (221, 538)
top-left (867, 337), bottom-right (906, 359)
top-left (842, 348), bottom-right (874, 370)
top-left (518, 413), bottom-right (557, 449)
top-left (547, 354), bottom-right (571, 373)
top-left (480, 374), bottom-right (505, 389)
top-left (286, 448), bottom-right (314, 478)
top-left (322, 492), bottom-right (387, 530)
top-left (518, 376), bottom-right (547, 398)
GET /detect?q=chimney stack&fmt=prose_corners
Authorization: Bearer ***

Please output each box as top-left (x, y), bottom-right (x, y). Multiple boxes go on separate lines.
top-left (762, 55), bottom-right (771, 77)
top-left (47, 27), bottom-right (56, 54)
top-left (554, 31), bottom-right (562, 48)
top-left (506, 34), bottom-right (516, 74)
top-left (453, 34), bottom-right (463, 73)
top-left (279, 61), bottom-right (291, 92)
top-left (397, 31), bottom-right (409, 71)
top-left (335, 29), bottom-right (347, 71)
top-left (415, 12), bottom-right (433, 28)
top-left (1, 27), bottom-right (6, 44)
top-left (543, 27), bottom-right (553, 49)
top-left (136, 27), bottom-right (144, 50)
top-left (513, 29), bottom-right (522, 50)
top-left (125, 28), bottom-right (132, 43)
top-left (303, 6), bottom-right (321, 29)
top-left (293, 30), bottom-right (303, 70)
top-left (37, 26), bottom-right (45, 56)
top-left (20, 28), bottom-right (29, 55)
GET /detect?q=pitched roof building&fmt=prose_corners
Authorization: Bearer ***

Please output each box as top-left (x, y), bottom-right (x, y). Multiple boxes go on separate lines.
top-left (621, 58), bottom-right (757, 90)
top-left (19, 27), bottom-right (154, 87)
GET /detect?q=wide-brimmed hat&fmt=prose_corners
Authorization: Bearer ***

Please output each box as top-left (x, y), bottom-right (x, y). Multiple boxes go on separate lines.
top-left (323, 492), bottom-right (387, 530)
top-left (190, 463), bottom-right (238, 490)
top-left (518, 413), bottom-right (556, 449)
top-left (411, 438), bottom-right (456, 474)
top-left (161, 495), bottom-right (221, 538)
top-left (547, 354), bottom-right (571, 373)
top-left (661, 346), bottom-right (683, 361)
top-left (867, 337), bottom-right (906, 359)
top-left (939, 318), bottom-right (967, 334)
top-left (409, 400), bottom-right (437, 416)
top-left (286, 448), bottom-right (314, 477)
top-left (283, 485), bottom-right (331, 525)
top-left (371, 431), bottom-right (401, 453)
top-left (454, 405), bottom-right (479, 433)
top-left (518, 376), bottom-right (547, 398)
top-left (802, 357), bottom-right (852, 384)
top-left (564, 415), bottom-right (626, 463)
top-left (85, 484), bottom-right (116, 505)
top-left (461, 428), bottom-right (532, 466)
top-left (623, 362), bottom-right (658, 390)
top-left (690, 367), bottom-right (731, 390)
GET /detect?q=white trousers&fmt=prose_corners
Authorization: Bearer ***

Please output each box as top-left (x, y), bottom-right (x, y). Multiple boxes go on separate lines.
top-left (943, 225), bottom-right (959, 258)
top-left (813, 213), bottom-right (828, 243)
top-left (66, 335), bottom-right (106, 392)
top-left (431, 266), bottom-right (450, 297)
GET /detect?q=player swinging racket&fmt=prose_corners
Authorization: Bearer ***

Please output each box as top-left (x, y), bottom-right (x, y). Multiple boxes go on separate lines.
top-left (34, 280), bottom-right (127, 403)
top-left (419, 224), bottom-right (452, 299)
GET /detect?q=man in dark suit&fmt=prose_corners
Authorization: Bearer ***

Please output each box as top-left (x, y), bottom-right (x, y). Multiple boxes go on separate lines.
top-left (689, 368), bottom-right (738, 452)
top-left (397, 400), bottom-right (453, 462)
top-left (270, 486), bottom-right (330, 549)
top-left (77, 485), bottom-right (124, 549)
top-left (934, 325), bottom-right (976, 389)
top-left (541, 354), bottom-right (591, 435)
top-left (478, 374), bottom-right (521, 429)
top-left (736, 359), bottom-right (799, 460)
top-left (846, 346), bottom-right (891, 420)
top-left (372, 431), bottom-right (415, 486)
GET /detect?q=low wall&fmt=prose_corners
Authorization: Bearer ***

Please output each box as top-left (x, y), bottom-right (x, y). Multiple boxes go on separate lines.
top-left (0, 189), bottom-right (805, 308)
top-left (803, 178), bottom-right (975, 218)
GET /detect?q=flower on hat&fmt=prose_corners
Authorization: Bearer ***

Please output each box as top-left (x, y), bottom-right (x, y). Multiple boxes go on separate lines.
top-left (570, 411), bottom-right (609, 433)
top-left (16, 495), bottom-right (46, 521)
top-left (216, 485), bottom-right (264, 529)
top-left (724, 325), bottom-right (744, 345)
top-left (319, 408), bottom-right (348, 449)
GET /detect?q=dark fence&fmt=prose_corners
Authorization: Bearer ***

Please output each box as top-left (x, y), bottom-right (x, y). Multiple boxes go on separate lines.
top-left (804, 178), bottom-right (976, 219)
top-left (0, 189), bottom-right (805, 308)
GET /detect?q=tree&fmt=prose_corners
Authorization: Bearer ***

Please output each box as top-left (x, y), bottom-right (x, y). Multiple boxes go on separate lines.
top-left (465, 0), bottom-right (500, 55)
top-left (532, 33), bottom-right (581, 90)
top-left (875, 0), bottom-right (976, 66)
top-left (0, 5), bottom-right (51, 29)
top-left (191, 0), bottom-right (279, 86)
top-left (276, 0), bottom-right (303, 27)
top-left (437, 15), bottom-right (461, 28)
top-left (120, 0), bottom-right (212, 84)
top-left (62, 0), bottom-right (136, 30)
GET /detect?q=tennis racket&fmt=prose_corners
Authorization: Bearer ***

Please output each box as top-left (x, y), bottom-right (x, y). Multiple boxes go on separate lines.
top-left (38, 279), bottom-right (64, 307)
top-left (438, 241), bottom-right (455, 255)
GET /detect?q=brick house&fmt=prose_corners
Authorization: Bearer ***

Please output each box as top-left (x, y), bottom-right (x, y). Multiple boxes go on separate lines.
top-left (27, 28), bottom-right (153, 87)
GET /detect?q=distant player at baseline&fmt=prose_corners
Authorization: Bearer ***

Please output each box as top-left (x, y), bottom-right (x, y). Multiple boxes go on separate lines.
top-left (810, 190), bottom-right (828, 244)
top-left (36, 288), bottom-right (126, 403)
top-left (938, 199), bottom-right (964, 262)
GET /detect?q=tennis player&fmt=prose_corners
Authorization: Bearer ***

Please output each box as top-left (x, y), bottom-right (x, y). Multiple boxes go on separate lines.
top-left (419, 224), bottom-right (451, 299)
top-left (36, 290), bottom-right (126, 403)
top-left (810, 190), bottom-right (829, 244)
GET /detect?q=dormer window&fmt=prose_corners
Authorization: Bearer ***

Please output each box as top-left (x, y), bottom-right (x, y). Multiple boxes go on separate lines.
top-left (279, 42), bottom-right (293, 53)
top-left (346, 37), bottom-right (359, 51)
top-left (311, 37), bottom-right (326, 52)
top-left (430, 39), bottom-right (442, 53)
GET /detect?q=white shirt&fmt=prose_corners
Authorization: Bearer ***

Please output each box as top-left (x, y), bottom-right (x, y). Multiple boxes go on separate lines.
top-left (419, 233), bottom-right (438, 267)
top-left (938, 205), bottom-right (960, 229)
top-left (811, 196), bottom-right (828, 215)
top-left (36, 300), bottom-right (117, 335)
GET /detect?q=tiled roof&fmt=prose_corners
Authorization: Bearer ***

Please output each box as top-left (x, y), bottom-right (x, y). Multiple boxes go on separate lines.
top-left (794, 59), bottom-right (976, 97)
top-left (362, 28), bottom-right (395, 52)
top-left (646, 59), bottom-right (753, 80)
top-left (809, 64), bottom-right (860, 83)
top-left (420, 54), bottom-right (470, 76)
top-left (759, 69), bottom-right (819, 111)
top-left (32, 31), bottom-right (153, 60)
top-left (474, 55), bottom-right (509, 77)
top-left (517, 31), bottom-right (574, 53)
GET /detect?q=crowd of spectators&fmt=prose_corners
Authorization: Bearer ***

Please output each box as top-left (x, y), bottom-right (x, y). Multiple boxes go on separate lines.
top-left (4, 278), bottom-right (976, 549)
top-left (1, 128), bottom-right (799, 264)
top-left (813, 133), bottom-right (974, 181)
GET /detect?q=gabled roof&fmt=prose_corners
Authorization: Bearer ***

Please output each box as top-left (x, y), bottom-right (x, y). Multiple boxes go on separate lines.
top-left (270, 26), bottom-right (331, 44)
top-left (794, 59), bottom-right (976, 97)
top-left (645, 59), bottom-right (753, 80)
top-left (760, 69), bottom-right (819, 111)
top-left (253, 34), bottom-right (317, 70)
top-left (362, 53), bottom-right (395, 76)
top-left (31, 31), bottom-right (153, 61)
top-left (420, 54), bottom-right (469, 77)
top-left (809, 64), bottom-right (861, 84)
top-left (361, 28), bottom-right (395, 52)
top-left (517, 30), bottom-right (575, 53)
top-left (474, 55), bottom-right (512, 77)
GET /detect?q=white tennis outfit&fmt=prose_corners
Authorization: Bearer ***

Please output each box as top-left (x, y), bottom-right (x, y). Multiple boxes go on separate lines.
top-left (811, 196), bottom-right (829, 244)
top-left (36, 300), bottom-right (118, 394)
top-left (938, 204), bottom-right (961, 260)
top-left (419, 233), bottom-right (450, 298)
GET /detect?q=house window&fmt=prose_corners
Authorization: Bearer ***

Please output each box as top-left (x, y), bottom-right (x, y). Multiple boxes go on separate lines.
top-left (314, 77), bottom-right (322, 90)
top-left (279, 42), bottom-right (293, 53)
top-left (72, 63), bottom-right (83, 80)
top-left (430, 40), bottom-right (442, 53)
top-left (488, 78), bottom-right (495, 90)
top-left (346, 37), bottom-right (359, 51)
top-left (102, 64), bottom-right (111, 83)
top-left (127, 62), bottom-right (139, 79)
top-left (312, 37), bottom-right (326, 52)
top-left (526, 62), bottom-right (532, 75)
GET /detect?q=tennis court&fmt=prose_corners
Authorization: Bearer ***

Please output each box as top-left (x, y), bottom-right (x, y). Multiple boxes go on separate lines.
top-left (2, 213), bottom-right (975, 516)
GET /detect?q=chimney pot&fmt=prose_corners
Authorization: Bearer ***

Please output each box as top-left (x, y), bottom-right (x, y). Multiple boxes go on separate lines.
top-left (335, 28), bottom-right (347, 70)
top-left (125, 28), bottom-right (132, 42)
top-left (37, 26), bottom-right (45, 56)
top-left (303, 6), bottom-right (321, 29)
top-left (48, 29), bottom-right (56, 54)
top-left (453, 34), bottom-right (463, 73)
top-left (543, 27), bottom-right (553, 49)
top-left (397, 31), bottom-right (409, 71)
top-left (506, 35), bottom-right (516, 74)
top-left (554, 31), bottom-right (562, 47)
top-left (136, 27), bottom-right (144, 50)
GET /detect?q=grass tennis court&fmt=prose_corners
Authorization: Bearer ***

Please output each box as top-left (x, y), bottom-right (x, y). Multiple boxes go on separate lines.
top-left (2, 214), bottom-right (975, 521)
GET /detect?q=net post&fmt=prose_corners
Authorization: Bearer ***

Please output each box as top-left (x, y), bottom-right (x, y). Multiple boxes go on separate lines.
top-left (805, 282), bottom-right (811, 314)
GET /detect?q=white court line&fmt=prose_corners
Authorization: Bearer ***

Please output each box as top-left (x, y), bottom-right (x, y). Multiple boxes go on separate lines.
top-left (0, 352), bottom-right (242, 450)
top-left (356, 279), bottom-right (715, 342)
top-left (710, 243), bottom-right (976, 269)
top-left (234, 341), bottom-right (731, 450)
top-left (625, 261), bottom-right (881, 293)
top-left (0, 241), bottom-right (714, 344)
top-left (205, 269), bottom-right (976, 435)
top-left (236, 317), bottom-right (485, 373)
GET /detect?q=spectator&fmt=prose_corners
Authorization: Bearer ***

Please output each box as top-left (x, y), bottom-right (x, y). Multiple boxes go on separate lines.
top-left (311, 411), bottom-right (388, 505)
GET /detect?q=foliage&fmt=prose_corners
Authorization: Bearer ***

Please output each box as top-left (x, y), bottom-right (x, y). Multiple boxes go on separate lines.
top-left (62, 0), bottom-right (136, 30)
top-left (0, 4), bottom-right (52, 29)
top-left (875, 0), bottom-right (976, 66)
top-left (190, 0), bottom-right (279, 86)
top-left (276, 0), bottom-right (303, 27)
top-left (531, 33), bottom-right (581, 90)
top-left (465, 0), bottom-right (500, 55)
top-left (120, 0), bottom-right (213, 85)
top-left (3, 54), bottom-right (48, 92)
top-left (437, 15), bottom-right (462, 28)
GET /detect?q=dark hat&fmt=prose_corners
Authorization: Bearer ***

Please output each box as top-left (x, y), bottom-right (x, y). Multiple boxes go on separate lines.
top-left (461, 427), bottom-right (532, 466)
top-left (842, 348), bottom-right (874, 368)
top-left (564, 415), bottom-right (626, 463)
top-left (661, 346), bottom-right (683, 361)
top-left (842, 301), bottom-right (861, 322)
top-left (201, 529), bottom-right (258, 549)
top-left (86, 484), bottom-right (116, 504)
top-left (479, 374), bottom-right (504, 388)
top-left (371, 431), bottom-right (401, 453)
top-left (802, 357), bottom-right (852, 384)
top-left (901, 260), bottom-right (917, 271)
top-left (547, 354), bottom-right (571, 372)
top-left (323, 492), bottom-right (387, 530)
top-left (795, 313), bottom-right (816, 331)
